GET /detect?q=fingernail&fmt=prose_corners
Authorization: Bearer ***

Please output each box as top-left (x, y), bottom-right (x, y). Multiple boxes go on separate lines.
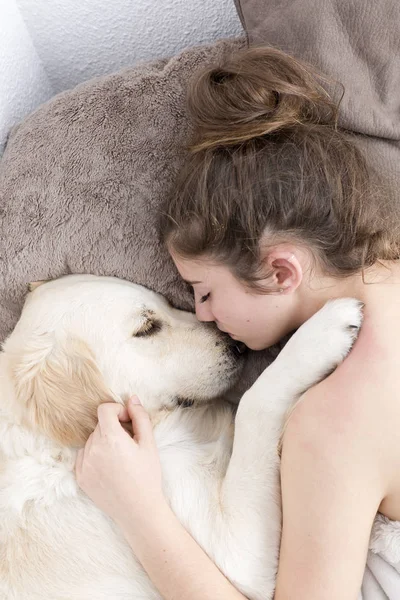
top-left (129, 395), bottom-right (141, 405)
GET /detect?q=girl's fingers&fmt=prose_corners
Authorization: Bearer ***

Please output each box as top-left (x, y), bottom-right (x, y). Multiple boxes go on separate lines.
top-left (127, 396), bottom-right (154, 444)
top-left (117, 404), bottom-right (131, 422)
top-left (97, 402), bottom-right (129, 434)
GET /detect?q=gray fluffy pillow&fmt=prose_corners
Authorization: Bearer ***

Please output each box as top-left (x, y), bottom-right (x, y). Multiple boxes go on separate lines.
top-left (0, 36), bottom-right (272, 398)
top-left (0, 39), bottom-right (242, 340)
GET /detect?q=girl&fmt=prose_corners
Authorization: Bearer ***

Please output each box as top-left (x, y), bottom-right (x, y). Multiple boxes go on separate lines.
top-left (76, 47), bottom-right (400, 599)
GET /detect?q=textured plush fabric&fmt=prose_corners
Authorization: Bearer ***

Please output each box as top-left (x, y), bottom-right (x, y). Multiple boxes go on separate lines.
top-left (0, 40), bottom-right (244, 340)
top-left (0, 38), bottom-right (242, 338)
top-left (0, 36), bottom-right (274, 399)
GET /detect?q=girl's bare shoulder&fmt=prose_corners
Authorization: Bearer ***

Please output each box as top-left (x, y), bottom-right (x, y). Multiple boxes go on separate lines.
top-left (284, 308), bottom-right (400, 513)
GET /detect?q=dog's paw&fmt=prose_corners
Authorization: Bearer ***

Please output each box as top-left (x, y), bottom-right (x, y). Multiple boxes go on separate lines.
top-left (279, 298), bottom-right (363, 387)
top-left (309, 297), bottom-right (363, 363)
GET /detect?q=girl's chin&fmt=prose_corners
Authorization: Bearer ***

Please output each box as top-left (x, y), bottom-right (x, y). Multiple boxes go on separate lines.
top-left (229, 333), bottom-right (268, 351)
top-left (244, 339), bottom-right (270, 351)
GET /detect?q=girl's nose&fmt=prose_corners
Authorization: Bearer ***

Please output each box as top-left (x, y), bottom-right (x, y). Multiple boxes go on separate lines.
top-left (195, 301), bottom-right (215, 323)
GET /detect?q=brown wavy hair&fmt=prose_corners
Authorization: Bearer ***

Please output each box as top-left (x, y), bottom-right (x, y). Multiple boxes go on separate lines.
top-left (160, 46), bottom-right (399, 290)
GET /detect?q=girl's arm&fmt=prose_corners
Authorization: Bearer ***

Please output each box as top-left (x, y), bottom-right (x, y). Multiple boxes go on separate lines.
top-left (118, 500), bottom-right (247, 600)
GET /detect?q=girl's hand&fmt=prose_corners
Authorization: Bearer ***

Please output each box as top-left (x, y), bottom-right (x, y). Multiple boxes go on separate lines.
top-left (75, 397), bottom-right (165, 527)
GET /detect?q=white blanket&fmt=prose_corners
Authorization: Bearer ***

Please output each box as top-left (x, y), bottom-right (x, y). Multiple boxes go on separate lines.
top-left (361, 515), bottom-right (400, 599)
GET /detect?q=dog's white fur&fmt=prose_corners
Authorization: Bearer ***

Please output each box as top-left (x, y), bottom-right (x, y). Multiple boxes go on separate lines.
top-left (0, 274), bottom-right (363, 600)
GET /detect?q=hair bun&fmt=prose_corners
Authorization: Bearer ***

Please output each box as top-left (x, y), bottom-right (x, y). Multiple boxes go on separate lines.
top-left (187, 46), bottom-right (339, 151)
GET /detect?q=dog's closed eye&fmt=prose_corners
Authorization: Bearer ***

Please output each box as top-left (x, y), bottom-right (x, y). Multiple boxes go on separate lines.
top-left (133, 319), bottom-right (162, 338)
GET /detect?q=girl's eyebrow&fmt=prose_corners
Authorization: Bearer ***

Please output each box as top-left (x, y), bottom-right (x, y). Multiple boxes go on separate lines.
top-left (183, 280), bottom-right (202, 285)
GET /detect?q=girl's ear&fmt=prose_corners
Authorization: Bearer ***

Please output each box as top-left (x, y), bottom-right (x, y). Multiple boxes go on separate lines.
top-left (263, 248), bottom-right (303, 293)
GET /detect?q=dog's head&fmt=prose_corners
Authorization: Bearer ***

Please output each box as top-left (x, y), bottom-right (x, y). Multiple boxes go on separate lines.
top-left (1, 275), bottom-right (245, 447)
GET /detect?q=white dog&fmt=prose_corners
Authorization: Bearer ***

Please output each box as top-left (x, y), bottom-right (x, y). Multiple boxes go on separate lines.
top-left (0, 274), bottom-right (362, 600)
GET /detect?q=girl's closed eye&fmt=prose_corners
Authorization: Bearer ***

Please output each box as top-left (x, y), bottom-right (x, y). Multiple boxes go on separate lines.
top-left (199, 293), bottom-right (210, 304)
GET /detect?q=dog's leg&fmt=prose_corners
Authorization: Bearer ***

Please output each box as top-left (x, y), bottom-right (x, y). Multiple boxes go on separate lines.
top-left (214, 298), bottom-right (363, 600)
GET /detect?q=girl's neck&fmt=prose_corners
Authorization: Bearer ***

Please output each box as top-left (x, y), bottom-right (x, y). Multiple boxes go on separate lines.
top-left (294, 260), bottom-right (400, 330)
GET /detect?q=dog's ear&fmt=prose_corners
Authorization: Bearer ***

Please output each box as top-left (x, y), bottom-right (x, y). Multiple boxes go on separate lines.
top-left (9, 334), bottom-right (116, 446)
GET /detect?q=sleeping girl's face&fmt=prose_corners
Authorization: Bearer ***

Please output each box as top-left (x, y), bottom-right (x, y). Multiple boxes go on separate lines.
top-left (171, 252), bottom-right (305, 351)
